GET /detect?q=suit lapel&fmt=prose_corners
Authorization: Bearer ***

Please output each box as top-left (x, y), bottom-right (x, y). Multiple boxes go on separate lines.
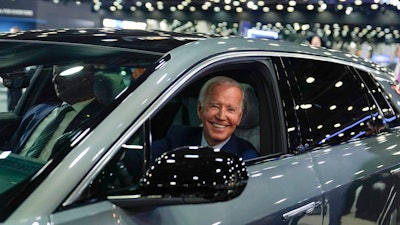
top-left (66, 100), bottom-right (104, 132)
top-left (221, 134), bottom-right (240, 155)
top-left (15, 103), bottom-right (59, 153)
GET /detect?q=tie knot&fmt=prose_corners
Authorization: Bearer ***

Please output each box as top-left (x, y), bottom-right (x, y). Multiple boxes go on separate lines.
top-left (59, 104), bottom-right (73, 113)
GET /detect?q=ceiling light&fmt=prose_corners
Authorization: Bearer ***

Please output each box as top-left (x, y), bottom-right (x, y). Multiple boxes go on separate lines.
top-left (335, 81), bottom-right (343, 87)
top-left (276, 4), bottom-right (284, 10)
top-left (247, 1), bottom-right (255, 9)
top-left (93, 4), bottom-right (101, 11)
top-left (318, 3), bottom-right (327, 12)
top-left (306, 77), bottom-right (315, 83)
top-left (345, 6), bottom-right (353, 15)
top-left (302, 24), bottom-right (310, 31)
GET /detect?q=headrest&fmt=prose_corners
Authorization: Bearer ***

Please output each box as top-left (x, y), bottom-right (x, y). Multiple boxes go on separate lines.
top-left (94, 73), bottom-right (126, 105)
top-left (238, 84), bottom-right (259, 129)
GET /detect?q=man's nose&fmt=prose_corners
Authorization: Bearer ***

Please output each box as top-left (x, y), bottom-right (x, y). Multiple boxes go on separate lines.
top-left (216, 108), bottom-right (227, 120)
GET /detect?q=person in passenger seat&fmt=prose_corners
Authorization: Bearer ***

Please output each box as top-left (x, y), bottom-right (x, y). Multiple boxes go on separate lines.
top-left (151, 76), bottom-right (259, 160)
top-left (7, 64), bottom-right (105, 161)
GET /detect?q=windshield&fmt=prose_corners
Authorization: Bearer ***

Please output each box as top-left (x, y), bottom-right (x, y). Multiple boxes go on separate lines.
top-left (0, 41), bottom-right (162, 215)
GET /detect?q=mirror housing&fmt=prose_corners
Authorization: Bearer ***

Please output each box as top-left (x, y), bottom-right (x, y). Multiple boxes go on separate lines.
top-left (140, 146), bottom-right (249, 202)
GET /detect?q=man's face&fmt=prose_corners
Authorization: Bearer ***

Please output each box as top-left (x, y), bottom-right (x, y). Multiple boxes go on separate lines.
top-left (52, 65), bottom-right (93, 104)
top-left (197, 84), bottom-right (243, 146)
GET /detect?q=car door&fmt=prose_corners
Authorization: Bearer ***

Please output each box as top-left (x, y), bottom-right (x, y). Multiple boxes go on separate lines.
top-left (47, 54), bottom-right (325, 225)
top-left (277, 56), bottom-right (400, 225)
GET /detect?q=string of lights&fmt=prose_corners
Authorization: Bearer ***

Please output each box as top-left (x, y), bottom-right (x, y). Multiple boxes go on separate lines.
top-left (46, 0), bottom-right (400, 13)
top-left (43, 0), bottom-right (400, 46)
top-left (45, 0), bottom-right (400, 13)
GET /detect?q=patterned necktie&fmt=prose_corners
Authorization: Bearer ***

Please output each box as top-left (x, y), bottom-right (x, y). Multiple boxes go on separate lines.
top-left (26, 104), bottom-right (74, 158)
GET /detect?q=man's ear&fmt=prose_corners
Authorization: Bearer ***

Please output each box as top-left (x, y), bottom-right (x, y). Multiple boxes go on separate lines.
top-left (236, 110), bottom-right (243, 126)
top-left (197, 103), bottom-right (202, 118)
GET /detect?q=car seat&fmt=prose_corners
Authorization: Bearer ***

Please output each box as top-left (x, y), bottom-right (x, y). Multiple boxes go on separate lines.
top-left (93, 72), bottom-right (126, 105)
top-left (235, 84), bottom-right (260, 152)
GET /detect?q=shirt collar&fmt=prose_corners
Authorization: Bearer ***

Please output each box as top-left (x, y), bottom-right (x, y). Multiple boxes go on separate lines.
top-left (201, 132), bottom-right (231, 150)
top-left (64, 98), bottom-right (94, 112)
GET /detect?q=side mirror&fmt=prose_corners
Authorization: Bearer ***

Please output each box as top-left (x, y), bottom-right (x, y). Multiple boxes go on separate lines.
top-left (140, 146), bottom-right (249, 202)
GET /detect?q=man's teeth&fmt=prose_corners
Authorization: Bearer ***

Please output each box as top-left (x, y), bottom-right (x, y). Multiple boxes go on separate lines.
top-left (212, 123), bottom-right (226, 128)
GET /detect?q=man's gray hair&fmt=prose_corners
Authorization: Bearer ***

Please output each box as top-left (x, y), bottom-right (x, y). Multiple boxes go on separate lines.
top-left (198, 76), bottom-right (245, 110)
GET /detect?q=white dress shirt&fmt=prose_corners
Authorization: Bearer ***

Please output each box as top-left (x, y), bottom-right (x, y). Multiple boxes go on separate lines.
top-left (200, 133), bottom-right (231, 150)
top-left (20, 99), bottom-right (93, 161)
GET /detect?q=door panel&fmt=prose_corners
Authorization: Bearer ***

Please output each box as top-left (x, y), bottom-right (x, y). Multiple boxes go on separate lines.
top-left (116, 154), bottom-right (324, 225)
top-left (311, 133), bottom-right (400, 225)
top-left (0, 112), bottom-right (20, 141)
top-left (51, 201), bottom-right (134, 225)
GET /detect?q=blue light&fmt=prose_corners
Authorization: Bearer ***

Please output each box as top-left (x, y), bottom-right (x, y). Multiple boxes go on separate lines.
top-left (247, 29), bottom-right (279, 40)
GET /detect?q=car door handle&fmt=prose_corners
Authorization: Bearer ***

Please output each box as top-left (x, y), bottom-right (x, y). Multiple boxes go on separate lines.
top-left (282, 202), bottom-right (317, 221)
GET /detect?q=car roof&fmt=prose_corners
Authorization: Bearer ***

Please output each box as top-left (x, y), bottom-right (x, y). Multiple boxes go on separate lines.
top-left (0, 28), bottom-right (215, 53)
top-left (0, 28), bottom-right (389, 76)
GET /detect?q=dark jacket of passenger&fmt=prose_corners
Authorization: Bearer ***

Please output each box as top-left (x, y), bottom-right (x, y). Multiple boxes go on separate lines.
top-left (9, 100), bottom-right (104, 154)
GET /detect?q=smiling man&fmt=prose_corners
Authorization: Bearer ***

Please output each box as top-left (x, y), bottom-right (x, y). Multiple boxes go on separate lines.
top-left (151, 76), bottom-right (259, 160)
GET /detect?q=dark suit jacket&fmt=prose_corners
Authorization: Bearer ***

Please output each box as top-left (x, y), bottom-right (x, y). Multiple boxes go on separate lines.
top-left (151, 125), bottom-right (259, 160)
top-left (10, 100), bottom-right (104, 154)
